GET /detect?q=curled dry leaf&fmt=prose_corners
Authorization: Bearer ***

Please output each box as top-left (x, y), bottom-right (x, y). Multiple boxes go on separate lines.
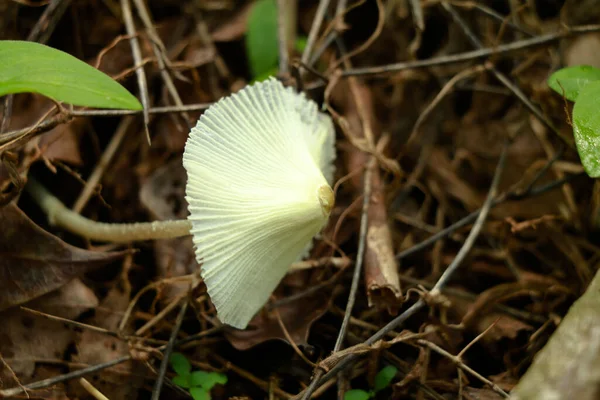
top-left (461, 279), bottom-right (571, 331)
top-left (71, 283), bottom-right (144, 400)
top-left (181, 39), bottom-right (216, 68)
top-left (210, 3), bottom-right (253, 42)
top-left (0, 94), bottom-right (85, 201)
top-left (0, 279), bottom-right (98, 385)
top-left (427, 148), bottom-right (483, 212)
top-left (364, 172), bottom-right (403, 311)
top-left (225, 288), bottom-right (330, 350)
top-left (450, 294), bottom-right (533, 344)
top-left (0, 203), bottom-right (129, 311)
top-left (455, 113), bottom-right (566, 220)
top-left (10, 94), bottom-right (85, 166)
top-left (335, 79), bottom-right (402, 311)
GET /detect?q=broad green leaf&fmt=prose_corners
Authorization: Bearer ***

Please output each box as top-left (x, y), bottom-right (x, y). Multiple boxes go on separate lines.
top-left (0, 40), bottom-right (142, 110)
top-left (572, 80), bottom-right (600, 177)
top-left (172, 374), bottom-right (191, 389)
top-left (343, 389), bottom-right (372, 400)
top-left (189, 387), bottom-right (211, 400)
top-left (190, 370), bottom-right (228, 391)
top-left (0, 203), bottom-right (129, 311)
top-left (169, 352), bottom-right (191, 376)
top-left (245, 0), bottom-right (278, 78)
top-left (548, 65), bottom-right (600, 102)
top-left (374, 365), bottom-right (398, 392)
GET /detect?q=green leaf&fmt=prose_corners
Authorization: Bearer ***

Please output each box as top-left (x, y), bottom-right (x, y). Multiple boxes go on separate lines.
top-left (245, 0), bottom-right (278, 78)
top-left (190, 370), bottom-right (228, 391)
top-left (343, 389), bottom-right (372, 400)
top-left (0, 40), bottom-right (142, 110)
top-left (172, 374), bottom-right (191, 389)
top-left (374, 365), bottom-right (398, 392)
top-left (169, 352), bottom-right (191, 376)
top-left (572, 80), bottom-right (600, 177)
top-left (548, 65), bottom-right (600, 102)
top-left (189, 387), bottom-right (211, 400)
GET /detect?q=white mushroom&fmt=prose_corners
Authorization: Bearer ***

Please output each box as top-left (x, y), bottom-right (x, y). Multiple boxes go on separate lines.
top-left (25, 78), bottom-right (336, 330)
top-left (183, 78), bottom-right (336, 329)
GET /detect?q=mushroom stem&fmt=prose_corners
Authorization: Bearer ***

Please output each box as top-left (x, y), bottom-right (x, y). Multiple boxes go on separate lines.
top-left (25, 177), bottom-right (192, 243)
top-left (24, 177), bottom-right (346, 272)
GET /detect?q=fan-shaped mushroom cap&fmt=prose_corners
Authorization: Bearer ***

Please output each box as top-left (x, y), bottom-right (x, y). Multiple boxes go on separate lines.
top-left (183, 78), bottom-right (336, 329)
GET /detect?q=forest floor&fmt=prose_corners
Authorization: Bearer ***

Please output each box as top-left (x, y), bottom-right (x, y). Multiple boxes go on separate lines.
top-left (1, 1), bottom-right (599, 399)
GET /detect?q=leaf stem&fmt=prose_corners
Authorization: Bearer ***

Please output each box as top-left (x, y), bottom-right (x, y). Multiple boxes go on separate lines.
top-left (25, 177), bottom-right (191, 242)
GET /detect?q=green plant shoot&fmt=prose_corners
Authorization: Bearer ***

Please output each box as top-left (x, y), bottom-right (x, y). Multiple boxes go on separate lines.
top-left (245, 0), bottom-right (308, 80)
top-left (245, 0), bottom-right (279, 78)
top-left (169, 352), bottom-right (227, 400)
top-left (343, 365), bottom-right (398, 400)
top-left (548, 65), bottom-right (600, 177)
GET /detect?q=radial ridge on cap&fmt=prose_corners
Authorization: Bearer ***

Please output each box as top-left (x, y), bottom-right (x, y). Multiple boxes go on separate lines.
top-left (182, 78), bottom-right (336, 329)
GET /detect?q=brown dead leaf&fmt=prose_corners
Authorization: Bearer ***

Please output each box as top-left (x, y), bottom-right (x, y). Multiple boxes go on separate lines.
top-left (461, 280), bottom-right (570, 331)
top-left (451, 108), bottom-right (568, 220)
top-left (336, 79), bottom-right (403, 312)
top-left (0, 279), bottom-right (98, 383)
top-left (210, 3), bottom-right (253, 42)
top-left (225, 288), bottom-right (330, 350)
top-left (0, 94), bottom-right (84, 203)
top-left (427, 148), bottom-right (484, 211)
top-left (0, 203), bottom-right (129, 310)
top-left (0, 154), bottom-right (26, 207)
top-left (181, 40), bottom-right (216, 68)
top-left (71, 283), bottom-right (144, 400)
top-left (451, 295), bottom-right (533, 344)
top-left (9, 94), bottom-right (85, 166)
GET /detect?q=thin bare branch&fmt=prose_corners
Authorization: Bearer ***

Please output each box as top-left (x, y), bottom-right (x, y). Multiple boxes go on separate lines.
top-left (120, 0), bottom-right (151, 144)
top-left (131, 0), bottom-right (191, 130)
top-left (301, 0), bottom-right (331, 66)
top-left (151, 299), bottom-right (188, 400)
top-left (341, 24), bottom-right (600, 76)
top-left (277, 0), bottom-right (290, 75)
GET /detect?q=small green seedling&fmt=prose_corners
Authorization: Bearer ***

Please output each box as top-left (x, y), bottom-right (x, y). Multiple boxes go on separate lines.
top-left (548, 65), bottom-right (600, 177)
top-left (344, 365), bottom-right (398, 400)
top-left (169, 352), bottom-right (227, 400)
top-left (245, 0), bottom-right (309, 80)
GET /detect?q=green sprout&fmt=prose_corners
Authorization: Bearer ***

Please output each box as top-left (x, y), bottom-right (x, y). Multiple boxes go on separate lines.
top-left (344, 365), bottom-right (398, 400)
top-left (169, 353), bottom-right (227, 400)
top-left (245, 0), bottom-right (308, 81)
top-left (548, 65), bottom-right (600, 177)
